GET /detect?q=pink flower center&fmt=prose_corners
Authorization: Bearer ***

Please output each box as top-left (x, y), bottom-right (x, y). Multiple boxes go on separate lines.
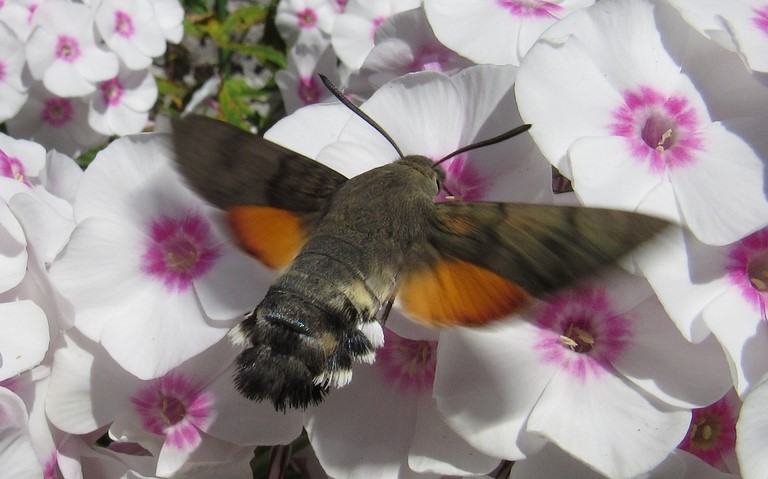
top-left (376, 329), bottom-right (437, 394)
top-left (131, 373), bottom-right (212, 451)
top-left (0, 149), bottom-right (30, 186)
top-left (43, 453), bottom-right (57, 479)
top-left (435, 153), bottom-right (490, 202)
top-left (533, 287), bottom-right (632, 381)
top-left (100, 77), bottom-right (124, 106)
top-left (41, 98), bottom-right (74, 128)
top-left (0, 61), bottom-right (6, 82)
top-left (55, 34), bottom-right (81, 63)
top-left (297, 8), bottom-right (317, 28)
top-left (497, 0), bottom-right (563, 18)
top-left (752, 6), bottom-right (768, 36)
top-left (412, 48), bottom-right (452, 73)
top-left (371, 16), bottom-right (385, 39)
top-left (678, 394), bottom-right (737, 467)
top-left (610, 86), bottom-right (704, 174)
top-left (27, 3), bottom-right (37, 23)
top-left (114, 10), bottom-right (135, 38)
top-left (298, 76), bottom-right (321, 105)
top-left (727, 228), bottom-right (768, 314)
top-left (140, 213), bottom-right (221, 293)
top-left (336, 0), bottom-right (347, 12)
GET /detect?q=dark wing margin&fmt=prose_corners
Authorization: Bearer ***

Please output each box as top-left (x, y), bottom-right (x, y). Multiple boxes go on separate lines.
top-left (171, 115), bottom-right (349, 268)
top-left (428, 202), bottom-right (671, 296)
top-left (171, 115), bottom-right (347, 213)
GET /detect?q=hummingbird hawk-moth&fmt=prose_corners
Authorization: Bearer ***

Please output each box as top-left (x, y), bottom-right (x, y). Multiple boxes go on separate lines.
top-left (171, 85), bottom-right (669, 410)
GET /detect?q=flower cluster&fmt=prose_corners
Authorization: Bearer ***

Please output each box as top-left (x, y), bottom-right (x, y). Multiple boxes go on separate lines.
top-left (0, 0), bottom-right (182, 156)
top-left (1, 0), bottom-right (768, 478)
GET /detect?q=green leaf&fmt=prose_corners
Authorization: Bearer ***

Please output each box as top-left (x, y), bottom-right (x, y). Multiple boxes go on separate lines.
top-left (220, 42), bottom-right (287, 69)
top-left (222, 5), bottom-right (269, 33)
top-left (219, 77), bottom-right (259, 128)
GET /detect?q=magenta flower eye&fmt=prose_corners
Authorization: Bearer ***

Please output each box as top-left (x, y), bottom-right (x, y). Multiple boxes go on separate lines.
top-left (141, 213), bottom-right (222, 293)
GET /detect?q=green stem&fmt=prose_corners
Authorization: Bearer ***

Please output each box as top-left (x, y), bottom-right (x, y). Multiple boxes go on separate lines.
top-left (215, 0), bottom-right (232, 77)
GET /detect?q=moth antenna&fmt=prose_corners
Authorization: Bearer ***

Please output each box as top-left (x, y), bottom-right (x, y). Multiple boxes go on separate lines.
top-left (319, 74), bottom-right (405, 160)
top-left (433, 124), bottom-right (532, 168)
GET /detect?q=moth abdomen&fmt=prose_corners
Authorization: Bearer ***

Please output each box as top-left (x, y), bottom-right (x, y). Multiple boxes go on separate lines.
top-left (232, 265), bottom-right (387, 410)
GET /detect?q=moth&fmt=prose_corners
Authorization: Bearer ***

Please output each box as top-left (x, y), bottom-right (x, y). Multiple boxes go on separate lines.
top-left (171, 80), bottom-right (669, 410)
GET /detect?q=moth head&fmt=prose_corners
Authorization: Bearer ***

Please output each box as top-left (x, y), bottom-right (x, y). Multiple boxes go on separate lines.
top-left (399, 155), bottom-right (447, 196)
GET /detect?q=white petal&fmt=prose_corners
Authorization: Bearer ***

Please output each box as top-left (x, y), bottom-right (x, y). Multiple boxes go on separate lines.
top-left (49, 218), bottom-right (149, 341)
top-left (0, 388), bottom-right (42, 479)
top-left (703, 287), bottom-right (768, 396)
top-left (73, 134), bottom-right (171, 223)
top-left (409, 394), bottom-right (499, 476)
top-left (516, 39), bottom-right (625, 176)
top-left (193, 246), bottom-right (275, 321)
top-left (737, 376), bottom-right (768, 479)
top-left (0, 300), bottom-right (48, 381)
top-left (722, 5), bottom-right (768, 73)
top-left (636, 226), bottom-right (728, 343)
top-left (339, 71), bottom-right (464, 159)
top-left (46, 331), bottom-right (138, 434)
top-left (264, 102), bottom-right (351, 162)
top-left (613, 297), bottom-right (732, 408)
top-left (304, 362), bottom-right (420, 478)
top-left (203, 365), bottom-right (304, 446)
top-left (316, 140), bottom-right (388, 178)
top-left (670, 119), bottom-right (768, 246)
top-left (424, 0), bottom-right (522, 66)
top-left (24, 28), bottom-right (56, 79)
top-left (434, 321), bottom-right (551, 460)
top-left (99, 282), bottom-right (229, 379)
top-left (43, 61), bottom-right (96, 97)
top-left (527, 369), bottom-right (691, 479)
top-left (568, 135), bottom-right (664, 211)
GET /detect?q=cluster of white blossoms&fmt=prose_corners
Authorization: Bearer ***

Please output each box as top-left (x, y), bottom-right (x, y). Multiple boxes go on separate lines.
top-left (2, 0), bottom-right (768, 478)
top-left (0, 0), bottom-right (183, 156)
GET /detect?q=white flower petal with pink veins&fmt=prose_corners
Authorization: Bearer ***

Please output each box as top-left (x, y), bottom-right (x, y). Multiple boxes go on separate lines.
top-left (326, 67), bottom-right (553, 203)
top-left (6, 84), bottom-right (107, 157)
top-left (25, 1), bottom-right (118, 97)
top-left (47, 331), bottom-right (303, 477)
top-left (0, 387), bottom-right (43, 479)
top-left (345, 6), bottom-right (473, 98)
top-left (275, 44), bottom-right (340, 113)
top-left (57, 435), bottom-right (256, 479)
top-left (0, 300), bottom-right (48, 381)
top-left (639, 225), bottom-right (768, 396)
top-left (276, 0), bottom-right (337, 46)
top-left (516, 0), bottom-right (768, 246)
top-left (88, 67), bottom-right (158, 136)
top-left (305, 327), bottom-right (499, 478)
top-left (0, 22), bottom-right (29, 122)
top-left (0, 201), bottom-right (27, 294)
top-left (667, 0), bottom-right (768, 73)
top-left (331, 0), bottom-right (421, 70)
top-left (49, 134), bottom-right (274, 378)
top-left (264, 102), bottom-right (353, 160)
top-left (436, 270), bottom-right (726, 479)
top-left (0, 0), bottom-right (45, 41)
top-left (664, 0), bottom-right (738, 50)
top-left (424, 0), bottom-right (594, 66)
top-left (737, 374), bottom-right (768, 479)
top-left (5, 366), bottom-right (64, 479)
top-left (95, 0), bottom-right (166, 70)
top-left (510, 443), bottom-right (740, 479)
top-left (718, 1), bottom-right (768, 73)
top-left (151, 0), bottom-right (184, 43)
